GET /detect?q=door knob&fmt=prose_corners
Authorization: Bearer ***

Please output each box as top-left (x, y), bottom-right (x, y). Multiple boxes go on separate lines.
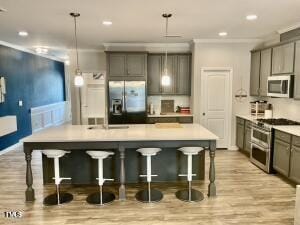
top-left (202, 113), bottom-right (206, 116)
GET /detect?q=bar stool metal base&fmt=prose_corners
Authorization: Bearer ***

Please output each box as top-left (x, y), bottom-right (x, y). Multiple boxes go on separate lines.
top-left (175, 189), bottom-right (204, 202)
top-left (135, 189), bottom-right (163, 203)
top-left (86, 192), bottom-right (115, 206)
top-left (43, 193), bottom-right (73, 206)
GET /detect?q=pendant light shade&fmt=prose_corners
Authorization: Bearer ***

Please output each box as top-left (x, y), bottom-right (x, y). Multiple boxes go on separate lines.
top-left (70, 12), bottom-right (84, 87)
top-left (162, 13), bottom-right (172, 87)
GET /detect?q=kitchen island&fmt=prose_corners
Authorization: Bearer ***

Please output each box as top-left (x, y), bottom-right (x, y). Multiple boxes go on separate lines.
top-left (23, 123), bottom-right (218, 202)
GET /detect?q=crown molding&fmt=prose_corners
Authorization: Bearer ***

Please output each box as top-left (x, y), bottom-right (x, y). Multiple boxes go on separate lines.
top-left (192, 38), bottom-right (262, 43)
top-left (0, 40), bottom-right (63, 62)
top-left (103, 42), bottom-right (190, 48)
top-left (277, 22), bottom-right (300, 34)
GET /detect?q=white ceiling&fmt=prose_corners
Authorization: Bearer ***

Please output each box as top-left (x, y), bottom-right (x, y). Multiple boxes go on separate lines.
top-left (0, 0), bottom-right (300, 52)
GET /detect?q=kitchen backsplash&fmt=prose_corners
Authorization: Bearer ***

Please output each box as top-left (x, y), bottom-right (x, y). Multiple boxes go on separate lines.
top-left (147, 96), bottom-right (191, 114)
top-left (267, 98), bottom-right (300, 121)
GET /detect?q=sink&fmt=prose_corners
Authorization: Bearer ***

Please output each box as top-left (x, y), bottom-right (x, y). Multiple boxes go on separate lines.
top-left (88, 125), bottom-right (129, 130)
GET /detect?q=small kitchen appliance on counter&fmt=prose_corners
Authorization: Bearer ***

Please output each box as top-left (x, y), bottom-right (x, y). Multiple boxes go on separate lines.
top-left (250, 100), bottom-right (268, 117)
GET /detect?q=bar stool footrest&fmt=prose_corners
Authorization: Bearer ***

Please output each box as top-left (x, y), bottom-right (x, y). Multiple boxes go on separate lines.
top-left (86, 192), bottom-right (115, 206)
top-left (175, 189), bottom-right (204, 202)
top-left (43, 192), bottom-right (73, 206)
top-left (135, 189), bottom-right (163, 203)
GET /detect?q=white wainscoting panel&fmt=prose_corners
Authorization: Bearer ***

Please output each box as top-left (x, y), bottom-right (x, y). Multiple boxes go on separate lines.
top-left (0, 116), bottom-right (17, 137)
top-left (31, 101), bottom-right (70, 133)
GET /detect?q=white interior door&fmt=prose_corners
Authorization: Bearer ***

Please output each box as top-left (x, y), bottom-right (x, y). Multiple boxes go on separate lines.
top-left (200, 69), bottom-right (232, 149)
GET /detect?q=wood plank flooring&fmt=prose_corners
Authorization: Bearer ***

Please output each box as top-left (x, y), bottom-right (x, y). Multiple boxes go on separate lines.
top-left (0, 147), bottom-right (296, 225)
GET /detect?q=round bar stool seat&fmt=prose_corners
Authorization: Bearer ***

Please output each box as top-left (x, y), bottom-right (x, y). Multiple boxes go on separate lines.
top-left (86, 151), bottom-right (115, 206)
top-left (136, 148), bottom-right (163, 203)
top-left (41, 150), bottom-right (73, 206)
top-left (176, 147), bottom-right (204, 202)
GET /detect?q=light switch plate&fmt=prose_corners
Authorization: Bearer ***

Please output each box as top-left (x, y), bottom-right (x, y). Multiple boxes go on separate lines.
top-left (18, 100), bottom-right (23, 107)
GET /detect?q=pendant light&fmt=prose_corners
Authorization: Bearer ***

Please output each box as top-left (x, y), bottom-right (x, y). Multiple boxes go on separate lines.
top-left (70, 12), bottom-right (84, 87)
top-left (161, 13), bottom-right (172, 86)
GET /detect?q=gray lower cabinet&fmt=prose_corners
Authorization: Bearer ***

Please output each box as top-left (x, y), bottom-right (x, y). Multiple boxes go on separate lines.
top-left (250, 51), bottom-right (261, 96)
top-left (294, 40), bottom-right (300, 99)
top-left (236, 118), bottom-right (245, 150)
top-left (273, 138), bottom-right (291, 177)
top-left (107, 52), bottom-right (147, 79)
top-left (290, 145), bottom-right (300, 183)
top-left (147, 53), bottom-right (191, 95)
top-left (273, 130), bottom-right (300, 183)
top-left (146, 116), bottom-right (193, 124)
top-left (272, 42), bottom-right (295, 75)
top-left (259, 48), bottom-right (272, 97)
top-left (244, 124), bottom-right (252, 153)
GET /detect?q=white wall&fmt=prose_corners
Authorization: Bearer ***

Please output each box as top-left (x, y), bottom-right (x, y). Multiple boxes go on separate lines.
top-left (66, 50), bottom-right (106, 124)
top-left (191, 41), bottom-right (261, 148)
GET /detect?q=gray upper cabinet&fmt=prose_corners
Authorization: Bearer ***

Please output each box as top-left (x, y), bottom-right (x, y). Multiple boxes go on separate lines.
top-left (259, 49), bottom-right (272, 97)
top-left (294, 40), bottom-right (300, 99)
top-left (126, 54), bottom-right (146, 77)
top-left (290, 145), bottom-right (300, 183)
top-left (176, 55), bottom-right (191, 95)
top-left (147, 55), bottom-right (162, 95)
top-left (273, 138), bottom-right (291, 177)
top-left (161, 55), bottom-right (176, 94)
top-left (107, 52), bottom-right (147, 79)
top-left (109, 54), bottom-right (126, 77)
top-left (272, 42), bottom-right (295, 75)
top-left (250, 51), bottom-right (261, 96)
top-left (147, 53), bottom-right (191, 95)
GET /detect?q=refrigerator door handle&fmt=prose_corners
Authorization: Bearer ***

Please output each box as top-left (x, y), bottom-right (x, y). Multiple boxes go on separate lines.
top-left (122, 91), bottom-right (126, 112)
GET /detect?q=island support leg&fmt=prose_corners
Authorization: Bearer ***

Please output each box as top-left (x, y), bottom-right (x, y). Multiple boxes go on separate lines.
top-left (208, 140), bottom-right (216, 197)
top-left (118, 145), bottom-right (126, 200)
top-left (24, 146), bottom-right (35, 202)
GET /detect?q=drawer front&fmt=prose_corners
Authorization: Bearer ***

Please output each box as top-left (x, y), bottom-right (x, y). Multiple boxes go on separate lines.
top-left (146, 117), bottom-right (178, 124)
top-left (275, 130), bottom-right (291, 143)
top-left (178, 117), bottom-right (193, 124)
top-left (292, 135), bottom-right (300, 147)
top-left (245, 120), bottom-right (252, 129)
top-left (236, 117), bottom-right (245, 125)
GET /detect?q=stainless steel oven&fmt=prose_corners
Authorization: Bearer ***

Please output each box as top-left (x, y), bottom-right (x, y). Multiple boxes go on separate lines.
top-left (250, 124), bottom-right (272, 173)
top-left (267, 75), bottom-right (294, 98)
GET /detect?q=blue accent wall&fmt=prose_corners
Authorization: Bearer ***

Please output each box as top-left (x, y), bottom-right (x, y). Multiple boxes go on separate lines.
top-left (0, 45), bottom-right (66, 150)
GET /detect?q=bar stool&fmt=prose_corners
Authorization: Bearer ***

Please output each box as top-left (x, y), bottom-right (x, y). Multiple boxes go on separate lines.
top-left (86, 151), bottom-right (115, 206)
top-left (41, 150), bottom-right (73, 206)
top-left (136, 148), bottom-right (163, 203)
top-left (176, 147), bottom-right (204, 202)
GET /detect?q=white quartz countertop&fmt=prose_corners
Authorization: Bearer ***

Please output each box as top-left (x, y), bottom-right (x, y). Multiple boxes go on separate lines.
top-left (236, 114), bottom-right (264, 122)
top-left (273, 126), bottom-right (300, 137)
top-left (23, 123), bottom-right (218, 143)
top-left (147, 113), bottom-right (193, 117)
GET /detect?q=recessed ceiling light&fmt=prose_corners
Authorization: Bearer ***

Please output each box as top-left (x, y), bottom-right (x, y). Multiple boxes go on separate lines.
top-left (64, 60), bottom-right (70, 65)
top-left (35, 47), bottom-right (48, 54)
top-left (246, 14), bottom-right (258, 21)
top-left (218, 32), bottom-right (227, 37)
top-left (18, 31), bottom-right (28, 37)
top-left (102, 20), bottom-right (112, 26)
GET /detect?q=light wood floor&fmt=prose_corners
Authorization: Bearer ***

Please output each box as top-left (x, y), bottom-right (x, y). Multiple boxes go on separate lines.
top-left (0, 147), bottom-right (296, 225)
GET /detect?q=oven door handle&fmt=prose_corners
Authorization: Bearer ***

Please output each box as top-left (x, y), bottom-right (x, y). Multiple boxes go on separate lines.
top-left (252, 127), bottom-right (271, 135)
top-left (250, 142), bottom-right (269, 152)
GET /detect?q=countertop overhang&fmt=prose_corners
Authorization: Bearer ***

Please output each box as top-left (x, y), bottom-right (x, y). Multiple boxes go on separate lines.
top-left (23, 123), bottom-right (218, 143)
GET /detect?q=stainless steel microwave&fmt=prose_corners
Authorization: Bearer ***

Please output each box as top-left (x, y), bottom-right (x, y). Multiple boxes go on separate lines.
top-left (267, 75), bottom-right (294, 98)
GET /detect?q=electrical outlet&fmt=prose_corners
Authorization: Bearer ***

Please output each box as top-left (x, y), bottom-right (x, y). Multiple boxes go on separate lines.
top-left (18, 100), bottom-right (23, 107)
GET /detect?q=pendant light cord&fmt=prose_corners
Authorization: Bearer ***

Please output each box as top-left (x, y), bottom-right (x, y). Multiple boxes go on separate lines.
top-left (164, 16), bottom-right (168, 75)
top-left (73, 16), bottom-right (80, 72)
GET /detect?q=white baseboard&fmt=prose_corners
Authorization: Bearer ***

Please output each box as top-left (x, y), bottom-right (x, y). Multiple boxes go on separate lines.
top-left (0, 142), bottom-right (22, 156)
top-left (228, 145), bottom-right (239, 151)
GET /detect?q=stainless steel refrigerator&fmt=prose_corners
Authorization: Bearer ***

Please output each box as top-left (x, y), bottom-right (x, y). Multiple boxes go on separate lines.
top-left (108, 81), bottom-right (146, 124)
